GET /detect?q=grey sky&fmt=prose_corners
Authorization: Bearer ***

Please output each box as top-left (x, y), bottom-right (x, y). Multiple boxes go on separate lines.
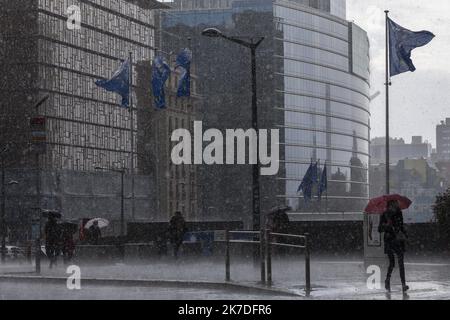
top-left (347, 0), bottom-right (449, 147)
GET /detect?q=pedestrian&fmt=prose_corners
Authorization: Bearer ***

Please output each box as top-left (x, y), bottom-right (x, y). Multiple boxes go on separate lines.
top-left (266, 206), bottom-right (291, 254)
top-left (44, 216), bottom-right (61, 269)
top-left (168, 211), bottom-right (187, 259)
top-left (89, 220), bottom-right (102, 245)
top-left (378, 200), bottom-right (409, 293)
top-left (62, 229), bottom-right (75, 264)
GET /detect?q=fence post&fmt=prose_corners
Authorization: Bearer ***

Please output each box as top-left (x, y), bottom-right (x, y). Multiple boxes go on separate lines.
top-left (266, 229), bottom-right (272, 286)
top-left (225, 229), bottom-right (230, 282)
top-left (304, 233), bottom-right (311, 296)
top-left (260, 229), bottom-right (266, 284)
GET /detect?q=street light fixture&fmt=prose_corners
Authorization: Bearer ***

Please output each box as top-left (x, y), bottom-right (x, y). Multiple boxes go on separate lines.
top-left (201, 27), bottom-right (265, 240)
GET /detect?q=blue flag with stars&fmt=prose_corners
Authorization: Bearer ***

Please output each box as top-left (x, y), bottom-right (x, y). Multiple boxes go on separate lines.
top-left (388, 17), bottom-right (435, 77)
top-left (175, 48), bottom-right (192, 97)
top-left (318, 164), bottom-right (327, 201)
top-left (95, 59), bottom-right (130, 107)
top-left (298, 162), bottom-right (318, 202)
top-left (152, 56), bottom-right (171, 109)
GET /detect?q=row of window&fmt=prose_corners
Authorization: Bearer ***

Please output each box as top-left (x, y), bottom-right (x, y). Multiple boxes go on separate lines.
top-left (284, 145), bottom-right (369, 169)
top-left (274, 4), bottom-right (348, 40)
top-left (38, 12), bottom-right (154, 61)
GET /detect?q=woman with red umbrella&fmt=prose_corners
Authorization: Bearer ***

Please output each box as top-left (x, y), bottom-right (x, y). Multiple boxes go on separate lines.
top-left (378, 199), bottom-right (409, 293)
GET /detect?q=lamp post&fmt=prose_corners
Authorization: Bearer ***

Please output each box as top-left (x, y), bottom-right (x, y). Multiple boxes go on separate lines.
top-left (201, 27), bottom-right (265, 237)
top-left (95, 166), bottom-right (125, 259)
top-left (1, 147), bottom-right (19, 263)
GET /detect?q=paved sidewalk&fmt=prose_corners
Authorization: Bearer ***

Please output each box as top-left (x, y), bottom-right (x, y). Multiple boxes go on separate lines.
top-left (1, 255), bottom-right (450, 299)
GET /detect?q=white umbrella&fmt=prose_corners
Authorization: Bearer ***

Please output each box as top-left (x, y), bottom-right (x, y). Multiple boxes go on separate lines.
top-left (84, 218), bottom-right (109, 229)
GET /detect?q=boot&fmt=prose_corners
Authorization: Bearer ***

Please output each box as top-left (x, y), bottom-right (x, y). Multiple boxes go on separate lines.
top-left (402, 284), bottom-right (409, 293)
top-left (385, 279), bottom-right (391, 292)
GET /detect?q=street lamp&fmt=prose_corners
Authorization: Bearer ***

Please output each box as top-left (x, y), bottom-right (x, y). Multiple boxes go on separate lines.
top-left (201, 27), bottom-right (265, 236)
top-left (1, 146), bottom-right (19, 263)
top-left (95, 166), bottom-right (126, 260)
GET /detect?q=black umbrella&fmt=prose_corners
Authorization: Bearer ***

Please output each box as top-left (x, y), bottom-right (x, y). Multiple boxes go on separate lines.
top-left (41, 210), bottom-right (62, 219)
top-left (59, 222), bottom-right (78, 234)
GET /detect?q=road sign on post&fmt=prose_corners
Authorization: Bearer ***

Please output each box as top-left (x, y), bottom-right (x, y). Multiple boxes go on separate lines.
top-left (30, 117), bottom-right (47, 154)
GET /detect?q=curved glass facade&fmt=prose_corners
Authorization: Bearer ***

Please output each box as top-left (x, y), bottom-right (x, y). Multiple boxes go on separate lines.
top-left (163, 0), bottom-right (370, 220)
top-left (274, 1), bottom-right (370, 213)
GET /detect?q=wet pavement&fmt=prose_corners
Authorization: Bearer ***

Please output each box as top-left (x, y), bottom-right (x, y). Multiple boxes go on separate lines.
top-left (1, 255), bottom-right (450, 300)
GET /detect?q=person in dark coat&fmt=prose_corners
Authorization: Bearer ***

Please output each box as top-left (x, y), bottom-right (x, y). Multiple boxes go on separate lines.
top-left (266, 206), bottom-right (291, 254)
top-left (168, 211), bottom-right (187, 259)
top-left (61, 228), bottom-right (75, 264)
top-left (88, 221), bottom-right (102, 245)
top-left (45, 216), bottom-right (61, 269)
top-left (378, 200), bottom-right (409, 293)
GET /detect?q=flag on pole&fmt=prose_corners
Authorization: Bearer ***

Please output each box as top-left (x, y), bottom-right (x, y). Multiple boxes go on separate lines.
top-left (175, 48), bottom-right (192, 97)
top-left (297, 162), bottom-right (318, 202)
top-left (388, 17), bottom-right (435, 77)
top-left (152, 56), bottom-right (171, 109)
top-left (318, 164), bottom-right (327, 201)
top-left (95, 59), bottom-right (130, 107)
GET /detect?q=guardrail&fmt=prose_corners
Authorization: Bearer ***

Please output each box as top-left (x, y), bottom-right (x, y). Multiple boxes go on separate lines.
top-left (218, 229), bottom-right (311, 296)
top-left (224, 230), bottom-right (265, 284)
top-left (265, 231), bottom-right (311, 296)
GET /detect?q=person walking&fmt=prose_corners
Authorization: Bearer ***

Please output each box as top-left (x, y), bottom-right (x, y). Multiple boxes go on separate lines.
top-left (44, 216), bottom-right (61, 269)
top-left (88, 220), bottom-right (102, 245)
top-left (62, 228), bottom-right (75, 264)
top-left (168, 211), bottom-right (187, 259)
top-left (378, 200), bottom-right (409, 293)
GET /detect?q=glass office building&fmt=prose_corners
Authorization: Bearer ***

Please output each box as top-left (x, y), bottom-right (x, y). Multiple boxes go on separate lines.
top-left (164, 0), bottom-right (370, 220)
top-left (274, 1), bottom-right (370, 212)
top-left (0, 0), bottom-right (157, 172)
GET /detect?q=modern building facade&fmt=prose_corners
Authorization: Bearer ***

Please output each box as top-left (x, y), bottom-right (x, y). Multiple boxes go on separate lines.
top-left (163, 0), bottom-right (370, 227)
top-left (436, 118), bottom-right (450, 161)
top-left (0, 0), bottom-right (158, 172)
top-left (371, 136), bottom-right (432, 165)
top-left (0, 1), bottom-right (186, 241)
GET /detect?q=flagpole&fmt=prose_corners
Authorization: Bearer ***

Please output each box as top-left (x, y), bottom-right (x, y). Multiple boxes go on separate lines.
top-left (129, 51), bottom-right (135, 221)
top-left (385, 10), bottom-right (391, 195)
top-left (325, 167), bottom-right (328, 214)
top-left (325, 161), bottom-right (328, 214)
top-left (317, 159), bottom-right (321, 214)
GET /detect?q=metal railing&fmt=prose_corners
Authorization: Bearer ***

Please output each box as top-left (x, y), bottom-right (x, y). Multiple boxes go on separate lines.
top-left (224, 230), bottom-right (265, 283)
top-left (220, 229), bottom-right (311, 296)
top-left (265, 231), bottom-right (311, 296)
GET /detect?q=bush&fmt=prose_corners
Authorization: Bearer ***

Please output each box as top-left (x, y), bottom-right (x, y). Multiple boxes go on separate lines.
top-left (433, 189), bottom-right (450, 249)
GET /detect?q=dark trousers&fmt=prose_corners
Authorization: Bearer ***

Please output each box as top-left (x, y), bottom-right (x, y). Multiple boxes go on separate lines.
top-left (172, 241), bottom-right (182, 258)
top-left (46, 244), bottom-right (58, 268)
top-left (386, 250), bottom-right (406, 285)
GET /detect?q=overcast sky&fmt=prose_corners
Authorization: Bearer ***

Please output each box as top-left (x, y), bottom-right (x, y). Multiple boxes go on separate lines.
top-left (347, 0), bottom-right (449, 147)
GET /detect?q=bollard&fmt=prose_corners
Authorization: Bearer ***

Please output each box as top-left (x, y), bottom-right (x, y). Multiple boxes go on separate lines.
top-left (260, 230), bottom-right (266, 284)
top-left (225, 230), bottom-right (230, 282)
top-left (265, 229), bottom-right (272, 286)
top-left (304, 233), bottom-right (311, 296)
top-left (35, 238), bottom-right (41, 274)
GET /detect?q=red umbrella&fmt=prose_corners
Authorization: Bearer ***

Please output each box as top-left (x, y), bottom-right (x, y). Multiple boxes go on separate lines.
top-left (365, 194), bottom-right (412, 214)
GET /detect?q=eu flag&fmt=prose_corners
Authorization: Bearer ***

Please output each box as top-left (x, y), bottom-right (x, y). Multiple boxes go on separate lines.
top-left (298, 163), bottom-right (317, 202)
top-left (388, 18), bottom-right (435, 77)
top-left (318, 164), bottom-right (327, 200)
top-left (175, 48), bottom-right (192, 97)
top-left (95, 59), bottom-right (130, 107)
top-left (152, 56), bottom-right (171, 109)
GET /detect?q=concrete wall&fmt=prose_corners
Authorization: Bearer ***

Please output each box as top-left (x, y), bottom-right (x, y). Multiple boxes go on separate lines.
top-left (3, 169), bottom-right (157, 241)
